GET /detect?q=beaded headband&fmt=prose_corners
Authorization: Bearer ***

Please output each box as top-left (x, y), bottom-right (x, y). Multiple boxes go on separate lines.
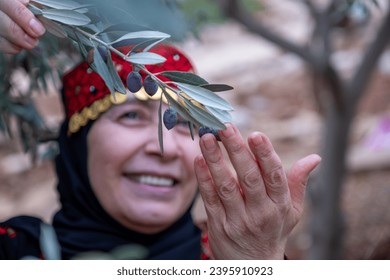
top-left (62, 44), bottom-right (194, 134)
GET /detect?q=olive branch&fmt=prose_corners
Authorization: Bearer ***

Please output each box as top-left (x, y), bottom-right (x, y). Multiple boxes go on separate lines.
top-left (28, 0), bottom-right (234, 152)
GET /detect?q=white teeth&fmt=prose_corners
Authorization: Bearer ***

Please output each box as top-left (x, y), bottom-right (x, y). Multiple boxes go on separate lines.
top-left (137, 175), bottom-right (174, 186)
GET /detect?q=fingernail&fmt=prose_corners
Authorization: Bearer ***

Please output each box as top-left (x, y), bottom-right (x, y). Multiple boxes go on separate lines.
top-left (29, 18), bottom-right (45, 36)
top-left (251, 132), bottom-right (263, 147)
top-left (220, 123), bottom-right (234, 138)
top-left (203, 135), bottom-right (216, 151)
top-left (24, 34), bottom-right (38, 47)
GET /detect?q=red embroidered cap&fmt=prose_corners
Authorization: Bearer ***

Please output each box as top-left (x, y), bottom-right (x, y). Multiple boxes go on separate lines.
top-left (62, 44), bottom-right (195, 134)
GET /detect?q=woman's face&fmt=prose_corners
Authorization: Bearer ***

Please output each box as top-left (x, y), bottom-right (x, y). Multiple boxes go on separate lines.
top-left (87, 98), bottom-right (200, 234)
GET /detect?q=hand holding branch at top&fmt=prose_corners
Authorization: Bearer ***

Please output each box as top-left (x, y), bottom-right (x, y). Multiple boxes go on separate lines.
top-left (194, 123), bottom-right (321, 259)
top-left (0, 0), bottom-right (45, 53)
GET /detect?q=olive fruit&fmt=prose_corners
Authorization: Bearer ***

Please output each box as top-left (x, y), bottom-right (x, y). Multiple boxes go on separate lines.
top-left (163, 108), bottom-right (178, 130)
top-left (126, 71), bottom-right (143, 93)
top-left (198, 126), bottom-right (221, 141)
top-left (143, 75), bottom-right (158, 96)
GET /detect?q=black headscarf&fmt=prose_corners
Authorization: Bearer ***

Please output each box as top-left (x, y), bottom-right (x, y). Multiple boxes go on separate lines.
top-left (52, 120), bottom-right (201, 259)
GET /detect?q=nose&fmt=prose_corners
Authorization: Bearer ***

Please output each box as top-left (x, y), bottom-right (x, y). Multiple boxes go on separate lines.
top-left (144, 125), bottom-right (181, 160)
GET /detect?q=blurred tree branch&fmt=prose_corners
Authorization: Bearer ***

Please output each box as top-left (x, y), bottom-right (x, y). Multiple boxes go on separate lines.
top-left (216, 0), bottom-right (390, 259)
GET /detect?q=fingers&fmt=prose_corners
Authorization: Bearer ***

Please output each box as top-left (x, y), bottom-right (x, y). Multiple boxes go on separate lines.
top-left (287, 154), bottom-right (321, 215)
top-left (0, 35), bottom-right (22, 53)
top-left (248, 131), bottom-right (289, 205)
top-left (0, 0), bottom-right (45, 37)
top-left (198, 133), bottom-right (245, 221)
top-left (218, 123), bottom-right (267, 208)
top-left (0, 0), bottom-right (45, 52)
top-left (194, 154), bottom-right (224, 222)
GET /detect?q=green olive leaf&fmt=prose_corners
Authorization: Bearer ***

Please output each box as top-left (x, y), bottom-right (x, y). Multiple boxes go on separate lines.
top-left (106, 50), bottom-right (127, 94)
top-left (162, 88), bottom-right (201, 126)
top-left (158, 95), bottom-right (164, 154)
top-left (188, 121), bottom-right (195, 140)
top-left (200, 84), bottom-right (234, 92)
top-left (42, 9), bottom-right (91, 26)
top-left (205, 106), bottom-right (233, 123)
top-left (32, 0), bottom-right (85, 10)
top-left (177, 83), bottom-right (233, 111)
top-left (181, 98), bottom-right (226, 130)
top-left (125, 52), bottom-right (166, 65)
top-left (38, 16), bottom-right (68, 38)
top-left (110, 31), bottom-right (170, 45)
top-left (160, 71), bottom-right (208, 86)
top-left (92, 46), bottom-right (115, 95)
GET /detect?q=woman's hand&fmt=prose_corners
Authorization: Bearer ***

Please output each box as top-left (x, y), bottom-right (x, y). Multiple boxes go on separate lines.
top-left (194, 123), bottom-right (321, 259)
top-left (0, 0), bottom-right (45, 53)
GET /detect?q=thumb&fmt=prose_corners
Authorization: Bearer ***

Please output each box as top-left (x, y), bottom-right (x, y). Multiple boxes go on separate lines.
top-left (287, 154), bottom-right (321, 215)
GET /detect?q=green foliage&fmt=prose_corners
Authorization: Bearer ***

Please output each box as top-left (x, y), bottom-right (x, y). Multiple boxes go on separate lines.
top-left (1, 0), bottom-right (235, 156)
top-left (178, 0), bottom-right (263, 34)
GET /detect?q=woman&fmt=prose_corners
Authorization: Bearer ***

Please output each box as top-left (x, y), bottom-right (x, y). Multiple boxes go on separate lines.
top-left (0, 0), bottom-right (321, 260)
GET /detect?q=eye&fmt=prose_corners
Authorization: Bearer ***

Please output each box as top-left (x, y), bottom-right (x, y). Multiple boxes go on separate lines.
top-left (121, 111), bottom-right (139, 120)
top-left (117, 108), bottom-right (149, 126)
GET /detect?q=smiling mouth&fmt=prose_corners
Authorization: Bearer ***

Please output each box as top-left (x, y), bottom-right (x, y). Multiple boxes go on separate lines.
top-left (127, 175), bottom-right (177, 187)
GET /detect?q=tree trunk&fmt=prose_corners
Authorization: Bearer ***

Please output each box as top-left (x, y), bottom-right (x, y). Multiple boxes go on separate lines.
top-left (308, 103), bottom-right (353, 259)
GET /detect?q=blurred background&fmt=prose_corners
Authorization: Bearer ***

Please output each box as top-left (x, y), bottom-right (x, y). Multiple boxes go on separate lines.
top-left (0, 0), bottom-right (389, 259)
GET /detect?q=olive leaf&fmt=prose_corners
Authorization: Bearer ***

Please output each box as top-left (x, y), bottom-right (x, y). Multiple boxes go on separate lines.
top-left (177, 83), bottom-right (233, 111)
top-left (181, 98), bottom-right (226, 130)
top-left (125, 52), bottom-right (166, 65)
top-left (158, 95), bottom-right (164, 154)
top-left (22, 0), bottom-right (236, 153)
top-left (110, 31), bottom-right (170, 45)
top-left (38, 16), bottom-right (68, 38)
top-left (106, 50), bottom-right (127, 94)
top-left (32, 0), bottom-right (83, 10)
top-left (188, 121), bottom-right (195, 140)
top-left (162, 88), bottom-right (201, 126)
top-left (200, 84), bottom-right (234, 92)
top-left (92, 46), bottom-right (115, 94)
top-left (41, 9), bottom-right (91, 26)
top-left (160, 71), bottom-right (208, 86)
top-left (206, 106), bottom-right (233, 123)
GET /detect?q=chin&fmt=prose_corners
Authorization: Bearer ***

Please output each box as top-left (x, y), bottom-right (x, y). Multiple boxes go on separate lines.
top-left (118, 206), bottom-right (181, 233)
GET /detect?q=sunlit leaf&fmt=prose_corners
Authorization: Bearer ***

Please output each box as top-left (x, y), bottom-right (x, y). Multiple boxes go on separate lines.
top-left (110, 31), bottom-right (170, 45)
top-left (200, 84), bottom-right (234, 92)
top-left (160, 71), bottom-right (208, 86)
top-left (181, 98), bottom-right (226, 130)
top-left (177, 83), bottom-right (233, 111)
top-left (125, 52), bottom-right (166, 65)
top-left (42, 9), bottom-right (91, 26)
top-left (206, 106), bottom-right (233, 123)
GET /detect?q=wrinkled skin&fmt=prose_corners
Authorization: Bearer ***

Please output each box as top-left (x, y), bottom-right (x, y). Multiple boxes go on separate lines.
top-left (194, 124), bottom-right (321, 259)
